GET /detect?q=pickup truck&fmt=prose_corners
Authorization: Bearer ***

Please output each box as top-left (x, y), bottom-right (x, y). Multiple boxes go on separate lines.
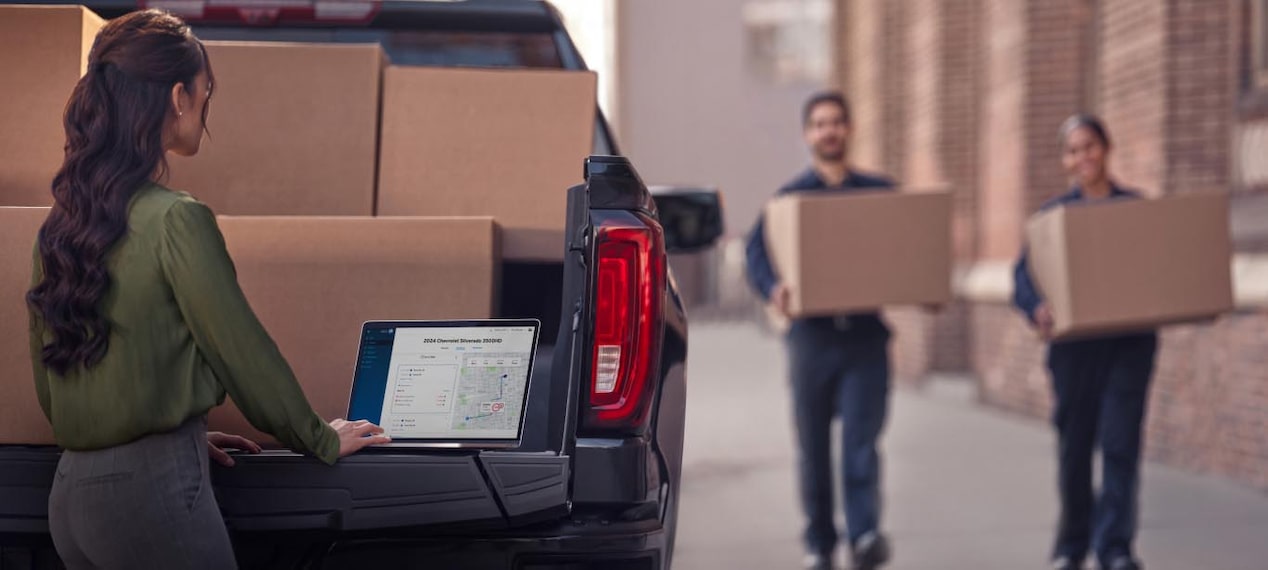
top-left (0, 1), bottom-right (725, 569)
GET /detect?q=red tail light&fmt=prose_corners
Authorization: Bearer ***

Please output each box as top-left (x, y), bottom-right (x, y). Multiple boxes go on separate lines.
top-left (586, 215), bottom-right (665, 432)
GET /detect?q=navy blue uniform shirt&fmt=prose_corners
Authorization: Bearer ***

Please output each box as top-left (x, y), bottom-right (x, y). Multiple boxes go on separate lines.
top-left (744, 167), bottom-right (895, 338)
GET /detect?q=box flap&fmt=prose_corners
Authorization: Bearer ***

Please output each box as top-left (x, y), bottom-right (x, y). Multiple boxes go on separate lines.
top-left (763, 195), bottom-right (803, 311)
top-left (80, 6), bottom-right (104, 75)
top-left (1025, 206), bottom-right (1073, 330)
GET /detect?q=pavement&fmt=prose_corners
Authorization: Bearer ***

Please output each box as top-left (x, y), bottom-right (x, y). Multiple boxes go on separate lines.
top-left (672, 322), bottom-right (1268, 570)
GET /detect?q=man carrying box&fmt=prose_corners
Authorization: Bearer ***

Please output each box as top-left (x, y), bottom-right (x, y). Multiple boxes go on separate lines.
top-left (745, 91), bottom-right (894, 570)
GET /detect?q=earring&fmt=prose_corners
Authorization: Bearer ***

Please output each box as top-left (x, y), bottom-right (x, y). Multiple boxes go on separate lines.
top-left (178, 110), bottom-right (183, 117)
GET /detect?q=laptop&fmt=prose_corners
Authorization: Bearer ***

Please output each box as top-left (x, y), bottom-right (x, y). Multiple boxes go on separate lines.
top-left (345, 319), bottom-right (541, 449)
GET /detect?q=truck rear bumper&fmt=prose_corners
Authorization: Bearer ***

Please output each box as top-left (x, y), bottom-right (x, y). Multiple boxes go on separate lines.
top-left (311, 519), bottom-right (666, 570)
top-left (0, 447), bottom-right (570, 533)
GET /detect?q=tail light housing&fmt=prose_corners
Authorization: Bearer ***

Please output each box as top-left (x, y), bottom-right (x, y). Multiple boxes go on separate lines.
top-left (584, 214), bottom-right (666, 433)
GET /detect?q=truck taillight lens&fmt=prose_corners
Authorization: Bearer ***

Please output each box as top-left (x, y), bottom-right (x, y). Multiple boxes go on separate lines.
top-left (587, 216), bottom-right (665, 432)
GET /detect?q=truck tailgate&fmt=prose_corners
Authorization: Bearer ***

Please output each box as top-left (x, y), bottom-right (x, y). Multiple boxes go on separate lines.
top-left (0, 449), bottom-right (568, 534)
top-left (212, 451), bottom-right (569, 531)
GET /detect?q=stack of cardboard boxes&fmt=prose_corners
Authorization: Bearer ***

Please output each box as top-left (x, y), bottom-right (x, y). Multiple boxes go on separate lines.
top-left (0, 5), bottom-right (104, 446)
top-left (0, 5), bottom-right (596, 446)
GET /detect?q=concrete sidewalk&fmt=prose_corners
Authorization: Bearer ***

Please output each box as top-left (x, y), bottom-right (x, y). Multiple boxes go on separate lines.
top-left (673, 323), bottom-right (1268, 570)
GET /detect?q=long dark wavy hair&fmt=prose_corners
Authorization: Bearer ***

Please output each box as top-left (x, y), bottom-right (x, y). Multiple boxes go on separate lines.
top-left (28, 10), bottom-right (211, 376)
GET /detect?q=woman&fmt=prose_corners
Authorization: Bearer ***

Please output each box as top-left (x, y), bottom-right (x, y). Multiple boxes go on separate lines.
top-left (26, 10), bottom-right (389, 569)
top-left (1013, 115), bottom-right (1156, 570)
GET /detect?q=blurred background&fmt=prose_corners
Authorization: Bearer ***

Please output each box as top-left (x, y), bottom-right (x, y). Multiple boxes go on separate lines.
top-left (555, 1), bottom-right (1268, 568)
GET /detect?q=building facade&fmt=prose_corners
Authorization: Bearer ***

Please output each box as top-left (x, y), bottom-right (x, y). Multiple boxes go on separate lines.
top-left (836, 0), bottom-right (1268, 489)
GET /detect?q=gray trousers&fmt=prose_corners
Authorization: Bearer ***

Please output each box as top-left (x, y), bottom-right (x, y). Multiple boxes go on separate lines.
top-left (49, 416), bottom-right (238, 570)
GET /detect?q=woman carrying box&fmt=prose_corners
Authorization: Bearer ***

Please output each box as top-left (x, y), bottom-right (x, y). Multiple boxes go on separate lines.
top-left (1013, 115), bottom-right (1157, 570)
top-left (26, 10), bottom-right (389, 569)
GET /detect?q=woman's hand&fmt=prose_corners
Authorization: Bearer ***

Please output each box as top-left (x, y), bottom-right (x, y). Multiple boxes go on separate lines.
top-left (207, 431), bottom-right (262, 467)
top-left (1033, 303), bottom-right (1055, 340)
top-left (330, 419), bottom-right (391, 458)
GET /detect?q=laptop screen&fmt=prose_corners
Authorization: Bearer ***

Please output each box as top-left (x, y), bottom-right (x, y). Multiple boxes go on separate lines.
top-left (346, 320), bottom-right (540, 443)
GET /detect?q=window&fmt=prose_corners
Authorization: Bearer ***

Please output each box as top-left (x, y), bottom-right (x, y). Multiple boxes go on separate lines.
top-left (742, 0), bottom-right (832, 85)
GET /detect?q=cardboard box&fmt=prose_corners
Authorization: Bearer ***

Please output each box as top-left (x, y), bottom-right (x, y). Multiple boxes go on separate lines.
top-left (165, 42), bottom-right (383, 216)
top-left (1025, 192), bottom-right (1233, 339)
top-left (0, 6), bottom-right (104, 207)
top-left (0, 207), bottom-right (55, 445)
top-left (208, 216), bottom-right (499, 444)
top-left (376, 66), bottom-right (597, 261)
top-left (763, 190), bottom-right (952, 317)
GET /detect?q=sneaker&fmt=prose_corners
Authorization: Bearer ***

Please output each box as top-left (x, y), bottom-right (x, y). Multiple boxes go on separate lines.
top-left (1102, 557), bottom-right (1142, 570)
top-left (851, 532), bottom-right (891, 570)
top-left (1051, 556), bottom-right (1083, 570)
top-left (802, 551), bottom-right (835, 570)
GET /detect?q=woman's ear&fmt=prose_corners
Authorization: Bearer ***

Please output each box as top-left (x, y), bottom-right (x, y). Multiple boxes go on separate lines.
top-left (169, 82), bottom-right (186, 118)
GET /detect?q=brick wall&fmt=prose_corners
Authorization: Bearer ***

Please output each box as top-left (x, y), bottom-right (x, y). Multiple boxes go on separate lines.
top-left (1150, 312), bottom-right (1268, 487)
top-left (839, 0), bottom-right (911, 179)
top-left (1100, 0), bottom-right (1168, 196)
top-left (943, 0), bottom-right (984, 262)
top-left (1096, 0), bottom-right (1233, 198)
top-left (978, 0), bottom-right (1086, 260)
top-left (974, 0), bottom-right (1261, 489)
top-left (841, 0), bottom-right (886, 171)
top-left (1023, 1), bottom-right (1090, 212)
top-left (978, 0), bottom-right (1027, 260)
top-left (881, 0), bottom-right (908, 179)
top-left (1164, 0), bottom-right (1235, 195)
top-left (889, 300), bottom-right (976, 382)
top-left (905, 0), bottom-right (942, 187)
top-left (971, 302), bottom-right (1050, 418)
top-left (931, 0), bottom-right (981, 373)
top-left (929, 299), bottom-right (973, 372)
top-left (972, 302), bottom-right (1268, 490)
top-left (834, 0), bottom-right (1265, 489)
top-left (888, 307), bottom-right (932, 388)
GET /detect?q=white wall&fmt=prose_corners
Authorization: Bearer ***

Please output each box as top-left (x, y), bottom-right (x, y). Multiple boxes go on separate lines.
top-left (550, 0), bottom-right (618, 123)
top-left (615, 0), bottom-right (830, 237)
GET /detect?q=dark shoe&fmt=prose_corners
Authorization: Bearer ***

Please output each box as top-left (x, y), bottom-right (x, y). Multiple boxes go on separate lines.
top-left (802, 551), bottom-right (834, 570)
top-left (851, 532), bottom-right (891, 570)
top-left (1051, 556), bottom-right (1083, 570)
top-left (1102, 557), bottom-right (1142, 570)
